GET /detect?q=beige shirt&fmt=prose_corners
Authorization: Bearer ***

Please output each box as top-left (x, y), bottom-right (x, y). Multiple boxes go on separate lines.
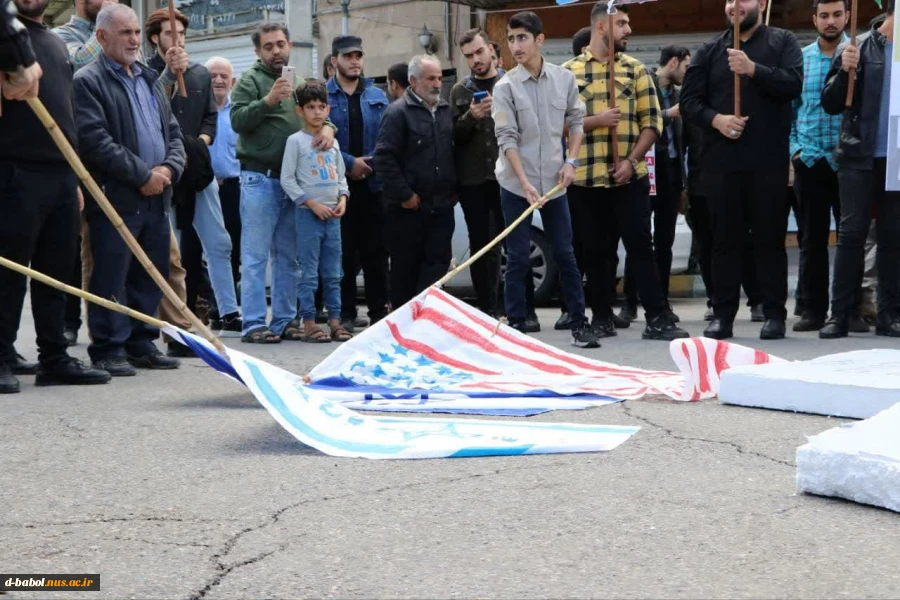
top-left (492, 58), bottom-right (585, 200)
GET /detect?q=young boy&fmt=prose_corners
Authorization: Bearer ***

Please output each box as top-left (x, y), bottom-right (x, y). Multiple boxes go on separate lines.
top-left (281, 81), bottom-right (352, 343)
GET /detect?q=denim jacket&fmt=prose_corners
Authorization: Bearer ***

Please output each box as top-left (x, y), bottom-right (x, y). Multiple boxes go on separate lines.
top-left (326, 76), bottom-right (389, 192)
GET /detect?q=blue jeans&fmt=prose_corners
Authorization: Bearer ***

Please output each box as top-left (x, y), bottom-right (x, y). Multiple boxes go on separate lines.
top-left (171, 179), bottom-right (239, 316)
top-left (296, 207), bottom-right (342, 321)
top-left (500, 188), bottom-right (586, 328)
top-left (239, 171), bottom-right (298, 336)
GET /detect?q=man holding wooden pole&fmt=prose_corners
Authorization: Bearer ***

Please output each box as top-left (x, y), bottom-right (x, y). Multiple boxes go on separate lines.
top-left (73, 3), bottom-right (185, 375)
top-left (0, 0), bottom-right (111, 393)
top-left (681, 0), bottom-right (803, 341)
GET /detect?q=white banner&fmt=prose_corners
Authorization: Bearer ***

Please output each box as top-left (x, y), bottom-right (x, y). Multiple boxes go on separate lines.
top-left (646, 144), bottom-right (657, 196)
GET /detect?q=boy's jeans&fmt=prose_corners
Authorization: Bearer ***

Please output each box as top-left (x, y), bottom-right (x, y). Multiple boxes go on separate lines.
top-left (296, 208), bottom-right (342, 322)
top-left (239, 171), bottom-right (298, 336)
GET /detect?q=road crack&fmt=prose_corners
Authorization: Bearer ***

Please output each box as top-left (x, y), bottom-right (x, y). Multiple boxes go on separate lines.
top-left (621, 403), bottom-right (795, 467)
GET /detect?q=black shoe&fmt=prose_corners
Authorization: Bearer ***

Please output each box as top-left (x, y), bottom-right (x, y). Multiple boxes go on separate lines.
top-left (666, 304), bottom-right (680, 323)
top-left (509, 322), bottom-right (528, 335)
top-left (848, 313), bottom-right (871, 334)
top-left (617, 304), bottom-right (637, 325)
top-left (703, 306), bottom-right (715, 321)
top-left (0, 363), bottom-right (20, 394)
top-left (611, 312), bottom-right (631, 329)
top-left (92, 356), bottom-right (137, 377)
top-left (35, 357), bottom-right (111, 386)
top-left (9, 353), bottom-right (37, 375)
top-left (64, 328), bottom-right (78, 346)
top-left (819, 316), bottom-right (848, 339)
top-left (167, 341), bottom-right (198, 358)
top-left (554, 312), bottom-right (571, 331)
top-left (590, 317), bottom-right (617, 338)
top-left (208, 318), bottom-right (222, 331)
top-left (760, 318), bottom-right (786, 340)
top-left (353, 316), bottom-right (370, 329)
top-left (875, 313), bottom-right (900, 338)
top-left (572, 323), bottom-right (601, 348)
top-left (523, 314), bottom-right (541, 333)
top-left (704, 318), bottom-right (733, 340)
top-left (217, 312), bottom-right (243, 338)
top-left (792, 312), bottom-right (825, 332)
top-left (339, 318), bottom-right (356, 334)
top-left (127, 350), bottom-right (180, 370)
top-left (643, 314), bottom-right (690, 341)
top-left (750, 304), bottom-right (765, 322)
top-left (315, 308), bottom-right (329, 324)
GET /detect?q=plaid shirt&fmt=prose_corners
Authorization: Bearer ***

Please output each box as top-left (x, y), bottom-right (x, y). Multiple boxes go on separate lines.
top-left (563, 50), bottom-right (662, 188)
top-left (790, 37), bottom-right (847, 171)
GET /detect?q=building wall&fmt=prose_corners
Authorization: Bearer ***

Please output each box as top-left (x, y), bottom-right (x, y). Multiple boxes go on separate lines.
top-left (315, 0), bottom-right (474, 81)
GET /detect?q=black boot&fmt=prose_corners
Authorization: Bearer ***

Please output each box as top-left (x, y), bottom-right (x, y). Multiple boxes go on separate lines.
top-left (847, 312), bottom-right (871, 334)
top-left (554, 312), bottom-right (570, 331)
top-left (643, 314), bottom-right (690, 341)
top-left (749, 303), bottom-right (765, 322)
top-left (875, 312), bottom-right (900, 338)
top-left (792, 311), bottom-right (825, 332)
top-left (0, 363), bottom-right (20, 394)
top-left (617, 304), bottom-right (637, 325)
top-left (703, 318), bottom-right (733, 340)
top-left (9, 353), bottom-right (38, 375)
top-left (819, 315), bottom-right (848, 339)
top-left (760, 319), bottom-right (786, 340)
top-left (35, 357), bottom-right (111, 386)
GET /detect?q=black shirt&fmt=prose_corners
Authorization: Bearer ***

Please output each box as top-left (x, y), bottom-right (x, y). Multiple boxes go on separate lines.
top-left (680, 25), bottom-right (802, 171)
top-left (348, 89), bottom-right (364, 159)
top-left (471, 75), bottom-right (497, 93)
top-left (0, 17), bottom-right (74, 164)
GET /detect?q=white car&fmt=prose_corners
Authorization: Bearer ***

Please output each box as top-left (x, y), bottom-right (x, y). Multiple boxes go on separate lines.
top-left (432, 203), bottom-right (692, 305)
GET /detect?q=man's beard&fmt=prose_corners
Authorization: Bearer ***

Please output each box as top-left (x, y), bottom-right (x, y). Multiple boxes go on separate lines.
top-left (603, 34), bottom-right (628, 53)
top-left (819, 26), bottom-right (844, 41)
top-left (16, 0), bottom-right (49, 18)
top-left (337, 63), bottom-right (360, 80)
top-left (731, 6), bottom-right (760, 32)
top-left (265, 55), bottom-right (287, 70)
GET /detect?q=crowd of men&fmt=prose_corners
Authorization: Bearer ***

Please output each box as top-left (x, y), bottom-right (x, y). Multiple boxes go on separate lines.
top-left (0, 0), bottom-right (895, 393)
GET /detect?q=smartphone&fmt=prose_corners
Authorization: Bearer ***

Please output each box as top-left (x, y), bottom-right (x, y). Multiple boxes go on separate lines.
top-left (472, 91), bottom-right (488, 104)
top-left (281, 66), bottom-right (296, 82)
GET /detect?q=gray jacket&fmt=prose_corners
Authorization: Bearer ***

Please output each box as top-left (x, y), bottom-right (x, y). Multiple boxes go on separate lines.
top-left (73, 55), bottom-right (185, 214)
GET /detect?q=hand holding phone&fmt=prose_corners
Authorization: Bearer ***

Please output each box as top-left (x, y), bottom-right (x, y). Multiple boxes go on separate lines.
top-left (472, 91), bottom-right (488, 104)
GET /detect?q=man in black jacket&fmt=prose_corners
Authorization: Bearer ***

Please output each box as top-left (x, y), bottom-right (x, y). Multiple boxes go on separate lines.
top-left (73, 3), bottom-right (186, 376)
top-left (0, 0), bottom-right (111, 393)
top-left (681, 0), bottom-right (803, 341)
top-left (819, 1), bottom-right (897, 338)
top-left (145, 8), bottom-right (241, 344)
top-left (374, 54), bottom-right (456, 309)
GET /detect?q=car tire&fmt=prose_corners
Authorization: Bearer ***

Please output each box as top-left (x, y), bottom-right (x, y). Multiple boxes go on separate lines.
top-left (500, 228), bottom-right (558, 307)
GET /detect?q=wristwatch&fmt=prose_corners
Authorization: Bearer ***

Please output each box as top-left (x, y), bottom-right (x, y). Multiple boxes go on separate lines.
top-left (565, 157), bottom-right (579, 168)
top-left (628, 157), bottom-right (639, 171)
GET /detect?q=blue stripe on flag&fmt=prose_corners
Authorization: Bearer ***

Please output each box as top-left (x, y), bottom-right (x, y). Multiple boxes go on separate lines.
top-left (450, 446), bottom-right (533, 457)
top-left (178, 333), bottom-right (243, 383)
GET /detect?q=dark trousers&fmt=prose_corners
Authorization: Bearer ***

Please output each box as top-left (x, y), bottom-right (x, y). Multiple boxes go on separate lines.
top-left (559, 195), bottom-right (587, 315)
top-left (460, 181), bottom-right (503, 315)
top-left (385, 205), bottom-right (454, 309)
top-left (65, 231), bottom-right (83, 331)
top-left (87, 197), bottom-right (170, 361)
top-left (624, 156), bottom-right (681, 305)
top-left (218, 177), bottom-right (242, 288)
top-left (793, 158), bottom-right (840, 317)
top-left (501, 188), bottom-right (585, 327)
top-left (707, 168), bottom-right (789, 321)
top-left (570, 178), bottom-right (666, 321)
top-left (180, 213), bottom-right (205, 314)
top-left (833, 159), bottom-right (900, 316)
top-left (0, 162), bottom-right (78, 366)
top-left (341, 183), bottom-right (389, 320)
top-left (689, 194), bottom-right (763, 308)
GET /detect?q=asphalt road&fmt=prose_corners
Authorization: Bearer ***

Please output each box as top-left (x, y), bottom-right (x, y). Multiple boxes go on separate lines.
top-left (2, 298), bottom-right (899, 599)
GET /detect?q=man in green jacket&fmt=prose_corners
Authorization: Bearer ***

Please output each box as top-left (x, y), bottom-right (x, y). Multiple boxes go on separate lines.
top-left (230, 22), bottom-right (335, 343)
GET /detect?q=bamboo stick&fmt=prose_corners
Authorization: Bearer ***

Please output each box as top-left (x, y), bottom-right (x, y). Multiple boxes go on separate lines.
top-left (25, 96), bottom-right (226, 353)
top-left (608, 10), bottom-right (619, 167)
top-left (168, 1), bottom-right (187, 97)
top-left (734, 6), bottom-right (742, 117)
top-left (846, 0), bottom-right (858, 107)
top-left (0, 255), bottom-right (169, 330)
top-left (434, 184), bottom-right (563, 288)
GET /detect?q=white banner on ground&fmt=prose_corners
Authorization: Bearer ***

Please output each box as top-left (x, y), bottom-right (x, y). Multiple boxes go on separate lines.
top-left (797, 402), bottom-right (900, 513)
top-left (888, 13), bottom-right (900, 191)
top-left (719, 349), bottom-right (900, 419)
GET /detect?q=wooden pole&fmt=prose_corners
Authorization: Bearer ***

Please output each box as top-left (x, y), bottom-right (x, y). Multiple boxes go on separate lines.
top-left (434, 184), bottom-right (563, 288)
top-left (0, 256), bottom-right (169, 330)
top-left (25, 97), bottom-right (226, 353)
top-left (765, 0), bottom-right (773, 25)
top-left (608, 11), bottom-right (619, 167)
top-left (846, 0), bottom-right (858, 107)
top-left (734, 6), bottom-right (742, 117)
top-left (168, 0), bottom-right (188, 98)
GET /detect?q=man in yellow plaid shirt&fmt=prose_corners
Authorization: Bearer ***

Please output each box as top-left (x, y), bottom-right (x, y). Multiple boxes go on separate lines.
top-left (563, 2), bottom-right (688, 341)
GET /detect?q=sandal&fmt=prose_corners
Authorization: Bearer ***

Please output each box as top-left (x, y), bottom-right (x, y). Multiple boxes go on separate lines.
top-left (281, 320), bottom-right (306, 342)
top-left (329, 322), bottom-right (353, 342)
top-left (300, 321), bottom-right (331, 344)
top-left (241, 327), bottom-right (281, 344)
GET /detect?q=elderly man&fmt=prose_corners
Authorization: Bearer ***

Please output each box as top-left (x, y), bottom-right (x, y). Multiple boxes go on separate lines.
top-left (73, 3), bottom-right (185, 376)
top-left (374, 54), bottom-right (457, 309)
top-left (0, 0), bottom-right (111, 393)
